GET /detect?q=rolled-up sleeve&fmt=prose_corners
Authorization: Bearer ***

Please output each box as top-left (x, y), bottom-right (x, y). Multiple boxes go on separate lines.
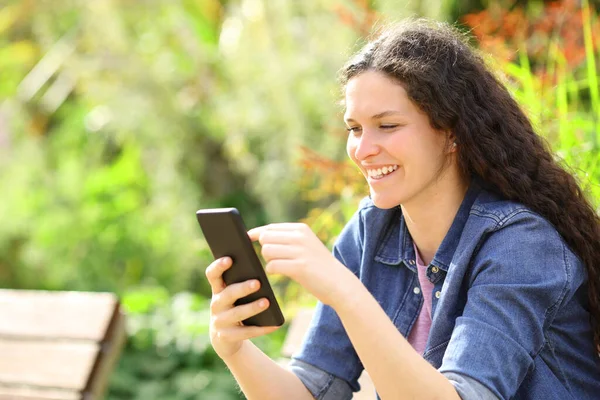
top-left (439, 211), bottom-right (570, 399)
top-left (446, 372), bottom-right (500, 400)
top-left (288, 359), bottom-right (353, 400)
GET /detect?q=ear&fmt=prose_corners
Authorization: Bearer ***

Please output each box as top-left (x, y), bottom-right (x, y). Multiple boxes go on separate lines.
top-left (445, 131), bottom-right (458, 153)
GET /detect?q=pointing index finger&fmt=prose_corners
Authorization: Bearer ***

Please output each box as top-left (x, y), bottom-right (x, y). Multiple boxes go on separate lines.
top-left (247, 226), bottom-right (267, 242)
top-left (248, 223), bottom-right (308, 242)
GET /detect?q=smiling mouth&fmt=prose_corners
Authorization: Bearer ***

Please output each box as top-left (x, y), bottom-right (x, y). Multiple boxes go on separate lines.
top-left (367, 165), bottom-right (399, 180)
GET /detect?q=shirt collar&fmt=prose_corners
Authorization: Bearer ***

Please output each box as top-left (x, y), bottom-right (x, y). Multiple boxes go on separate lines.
top-left (374, 176), bottom-right (484, 271)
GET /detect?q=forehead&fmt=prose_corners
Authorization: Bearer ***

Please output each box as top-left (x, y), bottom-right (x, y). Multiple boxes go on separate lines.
top-left (344, 71), bottom-right (412, 117)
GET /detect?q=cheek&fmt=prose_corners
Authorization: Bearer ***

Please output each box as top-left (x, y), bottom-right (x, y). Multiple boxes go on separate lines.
top-left (383, 134), bottom-right (408, 158)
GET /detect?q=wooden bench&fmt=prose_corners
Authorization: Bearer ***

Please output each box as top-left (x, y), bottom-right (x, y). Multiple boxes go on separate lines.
top-left (281, 308), bottom-right (376, 400)
top-left (0, 290), bottom-right (126, 400)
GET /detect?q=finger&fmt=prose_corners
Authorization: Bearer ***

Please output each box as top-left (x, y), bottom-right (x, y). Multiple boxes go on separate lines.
top-left (211, 279), bottom-right (261, 314)
top-left (205, 257), bottom-right (232, 295)
top-left (217, 298), bottom-right (270, 326)
top-left (263, 223), bottom-right (308, 231)
top-left (247, 226), bottom-right (267, 242)
top-left (248, 223), bottom-right (309, 241)
top-left (256, 230), bottom-right (300, 245)
top-left (265, 259), bottom-right (300, 277)
top-left (261, 243), bottom-right (298, 261)
top-left (217, 325), bottom-right (280, 342)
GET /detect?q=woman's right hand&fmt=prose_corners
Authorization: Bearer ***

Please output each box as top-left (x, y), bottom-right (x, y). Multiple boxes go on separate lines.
top-left (205, 256), bottom-right (280, 360)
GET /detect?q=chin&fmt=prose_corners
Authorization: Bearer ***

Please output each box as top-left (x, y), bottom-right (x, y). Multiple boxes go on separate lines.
top-left (370, 192), bottom-right (402, 210)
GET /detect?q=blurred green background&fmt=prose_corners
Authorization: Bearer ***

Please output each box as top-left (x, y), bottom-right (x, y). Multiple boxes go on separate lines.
top-left (2, 0), bottom-right (600, 398)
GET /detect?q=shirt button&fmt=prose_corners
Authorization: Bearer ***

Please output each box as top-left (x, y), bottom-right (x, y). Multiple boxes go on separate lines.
top-left (431, 266), bottom-right (439, 273)
top-left (413, 287), bottom-right (421, 295)
top-left (435, 291), bottom-right (441, 299)
top-left (409, 260), bottom-right (415, 265)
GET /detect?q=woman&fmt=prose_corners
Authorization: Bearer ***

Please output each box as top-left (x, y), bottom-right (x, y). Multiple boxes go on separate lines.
top-left (205, 19), bottom-right (600, 399)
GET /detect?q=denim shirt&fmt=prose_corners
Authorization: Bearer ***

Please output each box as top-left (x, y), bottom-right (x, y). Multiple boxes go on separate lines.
top-left (289, 178), bottom-right (600, 399)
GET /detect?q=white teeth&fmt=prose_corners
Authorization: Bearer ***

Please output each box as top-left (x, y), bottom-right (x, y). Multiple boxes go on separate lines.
top-left (366, 165), bottom-right (398, 178)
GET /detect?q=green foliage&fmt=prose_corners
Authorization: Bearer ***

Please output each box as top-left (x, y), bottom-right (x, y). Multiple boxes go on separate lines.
top-left (108, 286), bottom-right (287, 399)
top-left (108, 288), bottom-right (242, 399)
top-left (0, 0), bottom-right (218, 293)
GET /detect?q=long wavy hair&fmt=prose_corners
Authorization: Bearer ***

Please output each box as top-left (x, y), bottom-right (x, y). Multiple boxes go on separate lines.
top-left (340, 19), bottom-right (600, 352)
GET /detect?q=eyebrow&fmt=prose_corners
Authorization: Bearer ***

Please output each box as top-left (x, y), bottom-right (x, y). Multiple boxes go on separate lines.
top-left (344, 110), bottom-right (403, 123)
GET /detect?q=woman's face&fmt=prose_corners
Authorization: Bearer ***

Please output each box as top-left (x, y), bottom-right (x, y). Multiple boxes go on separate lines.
top-left (345, 71), bottom-right (454, 209)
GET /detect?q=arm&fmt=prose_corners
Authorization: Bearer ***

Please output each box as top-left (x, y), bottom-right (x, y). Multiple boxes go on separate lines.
top-left (332, 270), bottom-right (461, 400)
top-left (223, 340), bottom-right (314, 400)
top-left (327, 204), bottom-right (461, 398)
top-left (250, 214), bottom-right (461, 399)
top-left (250, 206), bottom-right (370, 398)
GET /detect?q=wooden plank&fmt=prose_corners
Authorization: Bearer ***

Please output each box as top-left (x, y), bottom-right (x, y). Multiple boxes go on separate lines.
top-left (0, 386), bottom-right (80, 400)
top-left (0, 290), bottom-right (117, 341)
top-left (85, 308), bottom-right (127, 399)
top-left (0, 340), bottom-right (98, 390)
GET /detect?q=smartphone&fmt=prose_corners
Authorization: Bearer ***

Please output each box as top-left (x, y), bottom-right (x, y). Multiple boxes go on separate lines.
top-left (196, 208), bottom-right (285, 327)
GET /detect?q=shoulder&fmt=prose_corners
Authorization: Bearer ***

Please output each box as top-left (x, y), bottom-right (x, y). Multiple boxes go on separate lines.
top-left (468, 188), bottom-right (570, 246)
top-left (471, 189), bottom-right (536, 225)
top-left (471, 193), bottom-right (568, 250)
top-left (467, 195), bottom-right (581, 303)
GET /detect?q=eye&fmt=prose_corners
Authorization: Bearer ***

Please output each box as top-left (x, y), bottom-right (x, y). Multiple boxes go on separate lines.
top-left (380, 124), bottom-right (399, 130)
top-left (346, 126), bottom-right (362, 136)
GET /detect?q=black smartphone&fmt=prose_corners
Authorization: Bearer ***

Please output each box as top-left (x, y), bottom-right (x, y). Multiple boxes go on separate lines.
top-left (196, 208), bottom-right (285, 327)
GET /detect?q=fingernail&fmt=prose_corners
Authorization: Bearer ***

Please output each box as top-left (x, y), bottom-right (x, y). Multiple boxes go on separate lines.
top-left (259, 299), bottom-right (267, 308)
top-left (221, 257), bottom-right (230, 265)
top-left (249, 280), bottom-right (259, 289)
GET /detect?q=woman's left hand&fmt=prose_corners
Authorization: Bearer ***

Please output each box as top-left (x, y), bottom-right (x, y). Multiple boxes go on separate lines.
top-left (247, 223), bottom-right (355, 307)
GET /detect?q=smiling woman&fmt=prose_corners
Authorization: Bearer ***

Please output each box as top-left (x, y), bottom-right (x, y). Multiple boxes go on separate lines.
top-left (204, 18), bottom-right (600, 400)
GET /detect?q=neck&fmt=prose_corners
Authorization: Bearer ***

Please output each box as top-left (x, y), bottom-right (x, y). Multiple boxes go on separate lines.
top-left (401, 173), bottom-right (469, 265)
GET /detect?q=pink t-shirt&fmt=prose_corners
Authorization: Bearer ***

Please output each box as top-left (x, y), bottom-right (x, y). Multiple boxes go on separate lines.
top-left (407, 243), bottom-right (434, 355)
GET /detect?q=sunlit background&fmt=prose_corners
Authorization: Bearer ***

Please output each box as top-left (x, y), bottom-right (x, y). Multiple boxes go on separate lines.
top-left (2, 0), bottom-right (600, 398)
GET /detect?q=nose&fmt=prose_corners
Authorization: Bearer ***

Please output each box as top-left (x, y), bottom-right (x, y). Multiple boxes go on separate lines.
top-left (352, 129), bottom-right (380, 162)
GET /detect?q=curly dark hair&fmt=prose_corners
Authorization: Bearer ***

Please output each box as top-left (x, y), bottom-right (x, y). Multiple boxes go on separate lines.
top-left (340, 19), bottom-right (600, 352)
